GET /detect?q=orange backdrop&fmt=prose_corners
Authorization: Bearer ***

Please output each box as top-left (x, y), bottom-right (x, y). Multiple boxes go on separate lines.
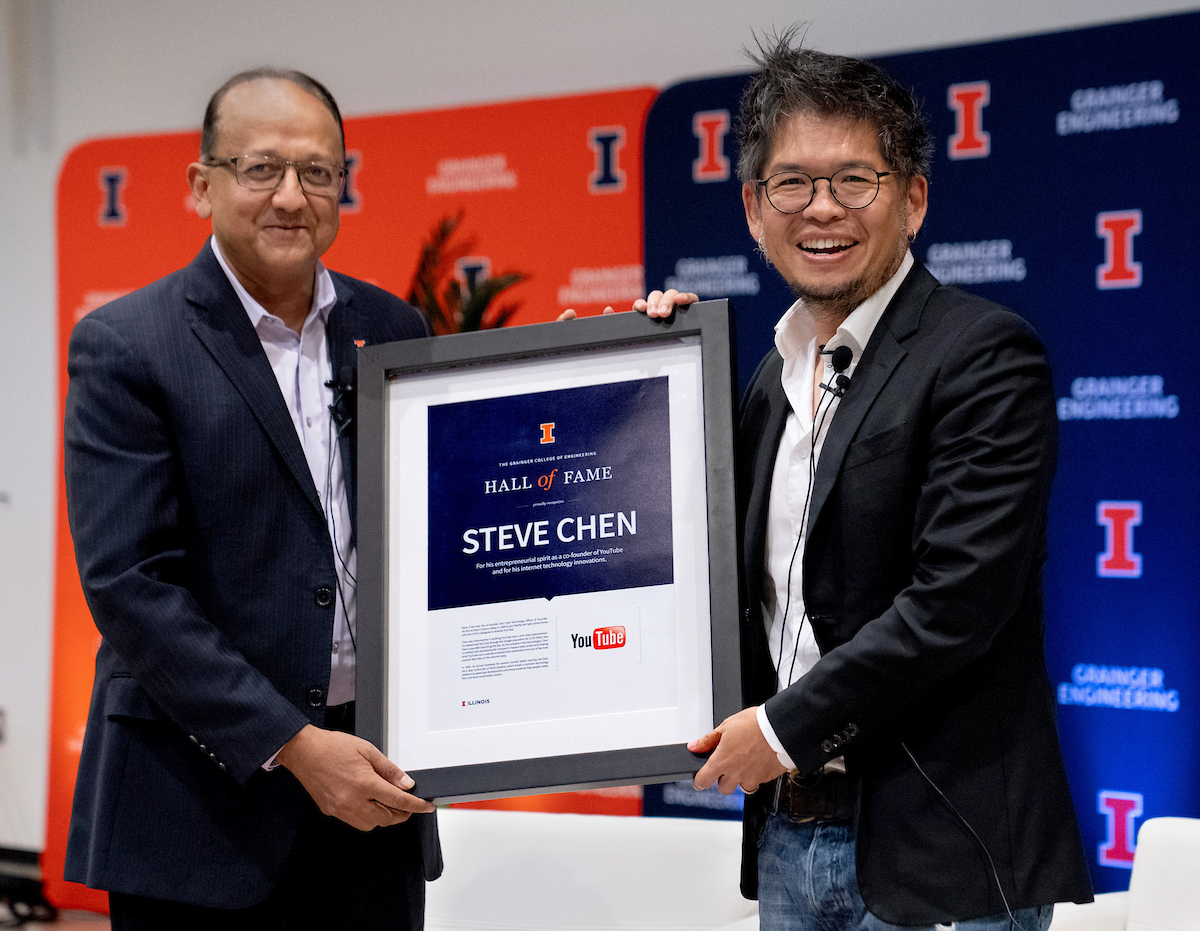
top-left (46, 86), bottom-right (655, 911)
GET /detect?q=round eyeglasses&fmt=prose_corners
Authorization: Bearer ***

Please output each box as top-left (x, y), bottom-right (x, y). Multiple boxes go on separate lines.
top-left (756, 166), bottom-right (893, 213)
top-left (204, 155), bottom-right (346, 197)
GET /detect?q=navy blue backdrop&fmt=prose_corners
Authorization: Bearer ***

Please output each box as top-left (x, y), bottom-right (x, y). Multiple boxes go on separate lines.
top-left (641, 12), bottom-right (1199, 895)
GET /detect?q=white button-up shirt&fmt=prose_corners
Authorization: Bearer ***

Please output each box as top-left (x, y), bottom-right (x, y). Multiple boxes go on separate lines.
top-left (757, 252), bottom-right (913, 770)
top-left (211, 237), bottom-right (357, 708)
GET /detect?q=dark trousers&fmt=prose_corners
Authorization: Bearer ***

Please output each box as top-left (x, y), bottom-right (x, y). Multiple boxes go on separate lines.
top-left (109, 704), bottom-right (425, 931)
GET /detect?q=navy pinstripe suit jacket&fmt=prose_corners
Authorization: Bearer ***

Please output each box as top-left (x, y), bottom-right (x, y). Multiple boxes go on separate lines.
top-left (63, 243), bottom-right (441, 907)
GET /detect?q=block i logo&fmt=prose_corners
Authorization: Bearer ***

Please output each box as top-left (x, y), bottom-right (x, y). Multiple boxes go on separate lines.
top-left (692, 110), bottom-right (731, 182)
top-left (588, 126), bottom-right (626, 194)
top-left (1098, 790), bottom-right (1143, 868)
top-left (1097, 210), bottom-right (1143, 289)
top-left (98, 167), bottom-right (127, 226)
top-left (947, 82), bottom-right (991, 159)
top-left (1097, 501), bottom-right (1142, 578)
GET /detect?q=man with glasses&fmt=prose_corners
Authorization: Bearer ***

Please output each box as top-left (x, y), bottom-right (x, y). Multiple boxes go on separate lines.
top-left (642, 35), bottom-right (1093, 931)
top-left (63, 69), bottom-right (439, 929)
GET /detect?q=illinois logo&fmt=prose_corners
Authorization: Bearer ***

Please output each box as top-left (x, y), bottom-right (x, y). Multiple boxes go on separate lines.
top-left (692, 110), bottom-right (731, 182)
top-left (1096, 210), bottom-right (1143, 289)
top-left (1097, 501), bottom-right (1142, 578)
top-left (540, 422), bottom-right (556, 445)
top-left (947, 81), bottom-right (991, 159)
top-left (1098, 790), bottom-right (1143, 868)
top-left (338, 150), bottom-right (361, 212)
top-left (98, 167), bottom-right (127, 226)
top-left (588, 126), bottom-right (626, 194)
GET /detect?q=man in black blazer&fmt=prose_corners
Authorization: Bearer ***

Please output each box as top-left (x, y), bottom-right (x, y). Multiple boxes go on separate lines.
top-left (645, 37), bottom-right (1093, 930)
top-left (64, 70), bottom-right (440, 929)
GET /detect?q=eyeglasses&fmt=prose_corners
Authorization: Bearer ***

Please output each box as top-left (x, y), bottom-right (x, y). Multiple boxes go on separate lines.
top-left (204, 155), bottom-right (346, 197)
top-left (756, 166), bottom-right (893, 213)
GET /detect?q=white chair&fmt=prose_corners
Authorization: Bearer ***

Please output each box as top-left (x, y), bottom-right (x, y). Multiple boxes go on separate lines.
top-left (1126, 816), bottom-right (1200, 931)
top-left (424, 807), bottom-right (756, 931)
top-left (1050, 816), bottom-right (1200, 931)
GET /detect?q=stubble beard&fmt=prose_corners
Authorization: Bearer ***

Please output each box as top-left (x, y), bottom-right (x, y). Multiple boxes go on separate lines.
top-left (784, 209), bottom-right (910, 327)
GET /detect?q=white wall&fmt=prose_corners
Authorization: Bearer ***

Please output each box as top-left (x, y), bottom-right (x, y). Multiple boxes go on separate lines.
top-left (0, 0), bottom-right (1195, 854)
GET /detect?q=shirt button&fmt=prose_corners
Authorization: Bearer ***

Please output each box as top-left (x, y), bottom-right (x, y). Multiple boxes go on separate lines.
top-left (332, 642), bottom-right (339, 654)
top-left (315, 586), bottom-right (334, 607)
top-left (306, 416), bottom-right (312, 427)
top-left (307, 687), bottom-right (325, 707)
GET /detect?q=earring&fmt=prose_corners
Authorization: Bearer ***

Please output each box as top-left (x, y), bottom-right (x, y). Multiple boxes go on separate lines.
top-left (907, 229), bottom-right (917, 244)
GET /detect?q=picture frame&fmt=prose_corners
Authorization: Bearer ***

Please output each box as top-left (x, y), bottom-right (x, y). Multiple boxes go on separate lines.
top-left (356, 301), bottom-right (741, 802)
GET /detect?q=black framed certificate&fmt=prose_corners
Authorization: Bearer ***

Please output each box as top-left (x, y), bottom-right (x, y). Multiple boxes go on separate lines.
top-left (356, 301), bottom-right (741, 802)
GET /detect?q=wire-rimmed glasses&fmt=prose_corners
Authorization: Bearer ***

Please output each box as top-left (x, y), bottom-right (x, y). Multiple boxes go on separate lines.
top-left (204, 155), bottom-right (346, 197)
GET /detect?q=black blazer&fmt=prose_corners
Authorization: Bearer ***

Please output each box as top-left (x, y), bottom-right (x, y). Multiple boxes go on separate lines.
top-left (738, 262), bottom-right (1092, 924)
top-left (63, 244), bottom-right (441, 907)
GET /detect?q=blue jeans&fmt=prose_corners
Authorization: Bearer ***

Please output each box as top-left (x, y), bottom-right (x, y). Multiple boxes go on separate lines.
top-left (757, 814), bottom-right (1054, 931)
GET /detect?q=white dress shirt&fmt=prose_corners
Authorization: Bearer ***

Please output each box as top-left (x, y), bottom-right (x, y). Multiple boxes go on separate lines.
top-left (756, 252), bottom-right (913, 770)
top-left (210, 237), bottom-right (357, 709)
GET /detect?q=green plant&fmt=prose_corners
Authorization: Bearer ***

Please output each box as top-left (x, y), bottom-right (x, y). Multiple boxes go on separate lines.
top-left (406, 211), bottom-right (526, 335)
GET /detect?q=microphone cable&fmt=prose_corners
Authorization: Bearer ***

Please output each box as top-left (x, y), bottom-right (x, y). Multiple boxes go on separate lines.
top-left (900, 742), bottom-right (1031, 931)
top-left (775, 344), bottom-right (854, 688)
top-left (324, 375), bottom-right (358, 653)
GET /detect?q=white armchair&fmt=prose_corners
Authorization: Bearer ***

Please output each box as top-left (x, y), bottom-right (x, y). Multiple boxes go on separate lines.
top-left (1050, 816), bottom-right (1200, 931)
top-left (1125, 816), bottom-right (1200, 930)
top-left (424, 807), bottom-right (756, 931)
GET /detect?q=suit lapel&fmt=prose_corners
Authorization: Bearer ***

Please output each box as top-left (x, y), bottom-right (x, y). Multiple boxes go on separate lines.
top-left (743, 354), bottom-right (790, 604)
top-left (183, 245), bottom-right (325, 520)
top-left (325, 276), bottom-right (359, 381)
top-left (805, 262), bottom-right (939, 538)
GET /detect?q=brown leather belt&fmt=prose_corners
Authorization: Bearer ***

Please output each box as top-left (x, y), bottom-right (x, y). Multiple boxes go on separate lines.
top-left (769, 770), bottom-right (856, 823)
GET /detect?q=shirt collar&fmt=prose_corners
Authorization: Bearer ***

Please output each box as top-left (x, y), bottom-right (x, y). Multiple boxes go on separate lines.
top-left (773, 250), bottom-right (914, 364)
top-left (209, 235), bottom-right (337, 331)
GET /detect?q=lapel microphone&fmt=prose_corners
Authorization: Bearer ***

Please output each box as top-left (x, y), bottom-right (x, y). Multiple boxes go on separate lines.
top-left (818, 344), bottom-right (854, 398)
top-left (326, 366), bottom-right (355, 432)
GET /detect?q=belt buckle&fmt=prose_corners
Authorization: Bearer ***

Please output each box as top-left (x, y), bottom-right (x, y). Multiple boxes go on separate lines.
top-left (785, 769), bottom-right (827, 824)
top-left (774, 772), bottom-right (812, 824)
